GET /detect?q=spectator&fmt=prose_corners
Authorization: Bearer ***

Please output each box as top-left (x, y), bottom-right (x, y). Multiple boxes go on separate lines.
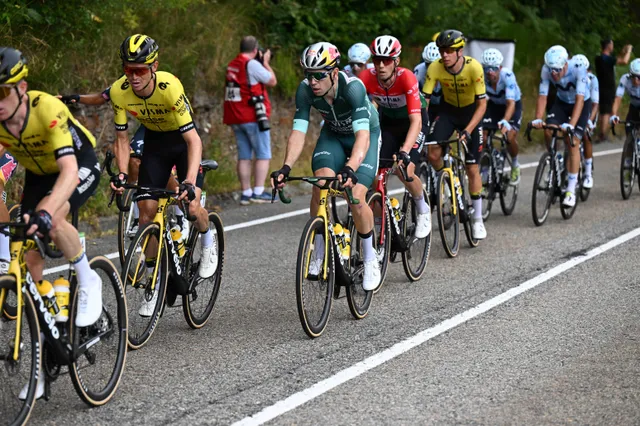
top-left (594, 38), bottom-right (633, 142)
top-left (223, 36), bottom-right (277, 204)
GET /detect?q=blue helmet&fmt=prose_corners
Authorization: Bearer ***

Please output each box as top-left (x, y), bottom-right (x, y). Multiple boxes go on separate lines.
top-left (347, 43), bottom-right (371, 64)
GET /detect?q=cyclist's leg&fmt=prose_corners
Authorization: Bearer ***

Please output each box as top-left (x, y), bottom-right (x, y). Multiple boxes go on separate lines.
top-left (0, 152), bottom-right (18, 271)
top-left (128, 125), bottom-right (145, 183)
top-left (251, 125), bottom-right (272, 200)
top-left (565, 100), bottom-right (591, 199)
top-left (507, 101), bottom-right (523, 183)
top-left (427, 113), bottom-right (456, 171)
top-left (461, 114), bottom-right (487, 239)
top-left (482, 100), bottom-right (501, 147)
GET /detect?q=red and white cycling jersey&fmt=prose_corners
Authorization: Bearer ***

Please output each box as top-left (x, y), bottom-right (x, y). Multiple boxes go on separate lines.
top-left (358, 67), bottom-right (425, 119)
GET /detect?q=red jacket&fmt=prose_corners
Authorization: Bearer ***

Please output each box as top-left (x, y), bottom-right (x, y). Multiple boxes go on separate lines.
top-left (223, 53), bottom-right (272, 125)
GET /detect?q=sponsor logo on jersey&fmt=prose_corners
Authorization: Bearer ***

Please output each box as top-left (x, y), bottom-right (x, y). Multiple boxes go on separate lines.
top-left (48, 120), bottom-right (58, 128)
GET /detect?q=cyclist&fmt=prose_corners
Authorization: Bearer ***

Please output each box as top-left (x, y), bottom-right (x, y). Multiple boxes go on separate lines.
top-left (359, 35), bottom-right (431, 238)
top-left (422, 29), bottom-right (488, 240)
top-left (572, 54), bottom-right (598, 189)
top-left (413, 42), bottom-right (442, 124)
top-left (532, 45), bottom-right (592, 208)
top-left (0, 152), bottom-right (18, 273)
top-left (108, 35), bottom-right (216, 314)
top-left (270, 42), bottom-right (382, 291)
top-left (344, 43), bottom-right (374, 79)
top-left (481, 48), bottom-right (523, 185)
top-left (0, 48), bottom-right (102, 330)
top-left (611, 58), bottom-right (640, 181)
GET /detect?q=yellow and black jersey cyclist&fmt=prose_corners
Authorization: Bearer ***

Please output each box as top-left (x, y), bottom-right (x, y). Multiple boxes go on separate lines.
top-left (0, 48), bottom-right (103, 344)
top-left (421, 29), bottom-right (488, 240)
top-left (108, 35), bottom-right (217, 306)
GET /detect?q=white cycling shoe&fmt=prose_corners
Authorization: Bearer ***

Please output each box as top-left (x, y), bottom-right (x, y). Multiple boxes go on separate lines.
top-left (583, 175), bottom-right (593, 189)
top-left (562, 191), bottom-right (576, 207)
top-left (363, 259), bottom-right (381, 291)
top-left (19, 367), bottom-right (45, 401)
top-left (198, 243), bottom-right (219, 278)
top-left (415, 211), bottom-right (432, 239)
top-left (471, 219), bottom-right (487, 240)
top-left (75, 271), bottom-right (102, 327)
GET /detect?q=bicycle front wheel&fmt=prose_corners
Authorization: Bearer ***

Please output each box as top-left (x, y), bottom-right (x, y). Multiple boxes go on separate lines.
top-left (69, 256), bottom-right (128, 406)
top-left (346, 220), bottom-right (374, 320)
top-left (182, 212), bottom-right (225, 329)
top-left (479, 151), bottom-right (494, 221)
top-left (330, 195), bottom-right (349, 227)
top-left (620, 140), bottom-right (635, 200)
top-left (499, 151), bottom-right (518, 215)
top-left (122, 222), bottom-right (168, 349)
top-left (401, 188), bottom-right (431, 281)
top-left (437, 171), bottom-right (460, 258)
top-left (296, 216), bottom-right (334, 338)
top-left (367, 191), bottom-right (390, 294)
top-left (117, 188), bottom-right (136, 266)
top-left (532, 152), bottom-right (553, 226)
top-left (0, 276), bottom-right (40, 426)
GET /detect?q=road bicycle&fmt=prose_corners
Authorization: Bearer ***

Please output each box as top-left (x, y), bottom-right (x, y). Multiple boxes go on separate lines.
top-left (613, 120), bottom-right (640, 200)
top-left (478, 128), bottom-right (518, 221)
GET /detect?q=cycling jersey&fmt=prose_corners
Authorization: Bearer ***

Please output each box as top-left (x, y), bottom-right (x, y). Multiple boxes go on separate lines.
top-left (413, 62), bottom-right (441, 105)
top-left (539, 58), bottom-right (591, 104)
top-left (422, 57), bottom-right (486, 109)
top-left (616, 73), bottom-right (640, 108)
top-left (485, 67), bottom-right (521, 104)
top-left (109, 71), bottom-right (195, 133)
top-left (587, 72), bottom-right (599, 104)
top-left (293, 71), bottom-right (379, 135)
top-left (0, 91), bottom-right (96, 175)
top-left (358, 67), bottom-right (427, 120)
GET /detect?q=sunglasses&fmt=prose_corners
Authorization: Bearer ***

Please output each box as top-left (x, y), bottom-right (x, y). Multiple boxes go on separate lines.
top-left (0, 85), bottom-right (16, 101)
top-left (439, 47), bottom-right (459, 55)
top-left (372, 57), bottom-right (395, 66)
top-left (304, 71), bottom-right (331, 82)
top-left (550, 67), bottom-right (563, 74)
top-left (484, 66), bottom-right (500, 73)
top-left (349, 62), bottom-right (364, 69)
top-left (123, 65), bottom-right (152, 77)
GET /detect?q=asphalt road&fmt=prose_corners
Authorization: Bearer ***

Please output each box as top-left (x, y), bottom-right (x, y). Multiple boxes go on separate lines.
top-left (8, 140), bottom-right (640, 425)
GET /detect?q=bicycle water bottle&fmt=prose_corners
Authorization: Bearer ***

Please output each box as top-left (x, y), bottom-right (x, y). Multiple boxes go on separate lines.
top-left (343, 228), bottom-right (351, 258)
top-left (53, 276), bottom-right (70, 323)
top-left (170, 226), bottom-right (186, 257)
top-left (333, 224), bottom-right (348, 260)
top-left (36, 279), bottom-right (60, 317)
top-left (390, 197), bottom-right (401, 221)
top-left (494, 149), bottom-right (504, 175)
top-left (556, 152), bottom-right (564, 173)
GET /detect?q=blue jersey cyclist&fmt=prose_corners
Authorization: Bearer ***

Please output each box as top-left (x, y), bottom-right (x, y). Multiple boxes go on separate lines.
top-left (271, 42), bottom-right (382, 291)
top-left (611, 59), bottom-right (640, 184)
top-left (532, 45), bottom-right (592, 208)
top-left (344, 43), bottom-right (374, 79)
top-left (481, 48), bottom-right (523, 185)
top-left (571, 54), bottom-right (598, 190)
top-left (413, 42), bottom-right (442, 124)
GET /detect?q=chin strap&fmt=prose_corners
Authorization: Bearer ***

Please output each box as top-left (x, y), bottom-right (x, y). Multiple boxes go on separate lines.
top-left (2, 87), bottom-right (24, 123)
top-left (319, 71), bottom-right (337, 98)
top-left (138, 72), bottom-right (156, 93)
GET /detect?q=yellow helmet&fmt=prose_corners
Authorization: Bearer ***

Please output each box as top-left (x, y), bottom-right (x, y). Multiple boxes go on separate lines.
top-left (436, 30), bottom-right (466, 50)
top-left (119, 34), bottom-right (159, 64)
top-left (0, 47), bottom-right (28, 84)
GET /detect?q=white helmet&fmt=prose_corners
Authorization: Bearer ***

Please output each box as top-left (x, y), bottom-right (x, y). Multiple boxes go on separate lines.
top-left (482, 48), bottom-right (504, 67)
top-left (422, 42), bottom-right (440, 63)
top-left (544, 45), bottom-right (569, 69)
top-left (370, 35), bottom-right (402, 58)
top-left (630, 58), bottom-right (640, 76)
top-left (572, 54), bottom-right (589, 69)
top-left (300, 42), bottom-right (341, 70)
top-left (348, 43), bottom-right (371, 64)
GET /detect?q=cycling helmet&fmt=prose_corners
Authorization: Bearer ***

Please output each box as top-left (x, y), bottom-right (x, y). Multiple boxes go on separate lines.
top-left (301, 42), bottom-right (341, 70)
top-left (572, 54), bottom-right (589, 69)
top-left (370, 35), bottom-right (402, 58)
top-left (629, 58), bottom-right (640, 76)
top-left (0, 47), bottom-right (28, 84)
top-left (436, 30), bottom-right (465, 49)
top-left (431, 32), bottom-right (441, 42)
top-left (481, 48), bottom-right (504, 67)
top-left (544, 45), bottom-right (568, 69)
top-left (348, 43), bottom-right (371, 64)
top-left (119, 34), bottom-right (159, 64)
top-left (422, 42), bottom-right (441, 63)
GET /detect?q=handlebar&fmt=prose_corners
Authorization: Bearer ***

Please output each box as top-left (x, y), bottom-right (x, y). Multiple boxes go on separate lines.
top-left (271, 176), bottom-right (360, 205)
top-left (0, 222), bottom-right (57, 259)
top-left (612, 120), bottom-right (640, 136)
top-left (525, 122), bottom-right (576, 147)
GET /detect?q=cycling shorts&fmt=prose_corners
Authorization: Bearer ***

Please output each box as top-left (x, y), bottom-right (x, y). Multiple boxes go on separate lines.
top-left (429, 104), bottom-right (483, 165)
top-left (130, 126), bottom-right (145, 158)
top-left (482, 100), bottom-right (523, 131)
top-left (311, 127), bottom-right (381, 189)
top-left (546, 99), bottom-right (592, 141)
top-left (378, 109), bottom-right (428, 168)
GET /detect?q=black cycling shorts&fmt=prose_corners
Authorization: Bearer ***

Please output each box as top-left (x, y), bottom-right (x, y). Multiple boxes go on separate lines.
top-left (136, 129), bottom-right (204, 202)
top-left (546, 99), bottom-right (592, 141)
top-left (429, 104), bottom-right (483, 165)
top-left (378, 109), bottom-right (428, 168)
top-left (625, 105), bottom-right (640, 136)
top-left (21, 147), bottom-right (101, 214)
top-left (482, 100), bottom-right (523, 131)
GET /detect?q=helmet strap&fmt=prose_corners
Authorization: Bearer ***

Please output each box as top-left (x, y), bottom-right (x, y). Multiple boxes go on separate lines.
top-left (2, 86), bottom-right (24, 123)
top-left (318, 69), bottom-right (337, 99)
top-left (379, 60), bottom-right (398, 86)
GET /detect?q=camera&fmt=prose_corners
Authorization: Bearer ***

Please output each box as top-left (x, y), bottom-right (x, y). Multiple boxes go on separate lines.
top-left (249, 95), bottom-right (270, 131)
top-left (257, 47), bottom-right (275, 64)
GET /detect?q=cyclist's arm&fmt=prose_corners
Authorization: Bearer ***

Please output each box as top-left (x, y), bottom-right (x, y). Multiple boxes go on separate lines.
top-left (181, 128), bottom-right (203, 184)
top-left (465, 61), bottom-right (487, 133)
top-left (611, 96), bottom-right (623, 118)
top-left (612, 76), bottom-right (628, 118)
top-left (114, 130), bottom-right (131, 174)
top-left (589, 76), bottom-right (599, 122)
top-left (570, 72), bottom-right (589, 127)
top-left (503, 72), bottom-right (517, 122)
top-left (345, 80), bottom-right (372, 171)
top-left (569, 95), bottom-right (585, 128)
top-left (402, 113), bottom-right (421, 153)
top-left (535, 69), bottom-right (551, 120)
top-left (77, 93), bottom-right (108, 106)
top-left (282, 130), bottom-right (306, 168)
top-left (504, 99), bottom-right (515, 122)
top-left (39, 154), bottom-right (79, 215)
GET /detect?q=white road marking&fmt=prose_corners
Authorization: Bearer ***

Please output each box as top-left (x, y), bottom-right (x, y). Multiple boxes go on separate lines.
top-left (232, 225), bottom-right (640, 426)
top-left (41, 148), bottom-right (622, 277)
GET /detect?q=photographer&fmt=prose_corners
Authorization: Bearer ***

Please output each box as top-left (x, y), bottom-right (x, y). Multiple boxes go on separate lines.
top-left (223, 35), bottom-right (278, 204)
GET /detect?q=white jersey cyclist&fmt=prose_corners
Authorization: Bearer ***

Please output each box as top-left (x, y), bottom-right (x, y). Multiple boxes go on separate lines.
top-left (539, 56), bottom-right (591, 104)
top-left (485, 67), bottom-right (521, 105)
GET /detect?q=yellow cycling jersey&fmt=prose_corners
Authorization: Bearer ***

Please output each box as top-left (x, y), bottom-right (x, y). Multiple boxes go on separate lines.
top-left (109, 71), bottom-right (195, 133)
top-left (0, 91), bottom-right (96, 175)
top-left (422, 56), bottom-right (486, 108)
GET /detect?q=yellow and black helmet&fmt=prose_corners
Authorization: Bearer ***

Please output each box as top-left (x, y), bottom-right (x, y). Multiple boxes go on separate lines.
top-left (436, 30), bottom-right (466, 50)
top-left (431, 32), bottom-right (441, 42)
top-left (0, 47), bottom-right (28, 84)
top-left (119, 34), bottom-right (159, 64)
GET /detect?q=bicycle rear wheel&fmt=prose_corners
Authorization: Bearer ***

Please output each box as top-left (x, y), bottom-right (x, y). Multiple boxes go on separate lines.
top-left (499, 151), bottom-right (518, 215)
top-left (479, 151), bottom-right (494, 221)
top-left (437, 171), bottom-right (460, 258)
top-left (579, 155), bottom-right (591, 202)
top-left (532, 152), bottom-right (553, 226)
top-left (296, 216), bottom-right (334, 338)
top-left (0, 276), bottom-right (40, 426)
top-left (69, 256), bottom-right (128, 406)
top-left (182, 212), bottom-right (225, 329)
top-left (367, 191), bottom-right (390, 294)
top-left (620, 140), bottom-right (635, 200)
top-left (122, 222), bottom-right (168, 349)
top-left (117, 188), bottom-right (136, 266)
top-left (346, 220), bottom-right (373, 320)
top-left (461, 171), bottom-right (479, 248)
top-left (401, 188), bottom-right (431, 281)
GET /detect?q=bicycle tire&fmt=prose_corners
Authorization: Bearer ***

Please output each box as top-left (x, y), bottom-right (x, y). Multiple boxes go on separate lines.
top-left (499, 151), bottom-right (518, 215)
top-left (2, 207), bottom-right (20, 320)
top-left (620, 140), bottom-right (635, 200)
top-left (122, 222), bottom-right (168, 349)
top-left (461, 170), bottom-right (479, 248)
top-left (69, 256), bottom-right (128, 406)
top-left (479, 151), bottom-right (494, 221)
top-left (579, 156), bottom-right (591, 202)
top-left (117, 188), bottom-right (136, 266)
top-left (437, 171), bottom-right (460, 258)
top-left (346, 220), bottom-right (373, 320)
top-left (366, 192), bottom-right (390, 294)
top-left (182, 212), bottom-right (225, 329)
top-left (532, 152), bottom-right (553, 226)
top-left (560, 151), bottom-right (580, 220)
top-left (296, 216), bottom-right (334, 338)
top-left (401, 188), bottom-right (431, 281)
top-left (0, 275), bottom-right (40, 426)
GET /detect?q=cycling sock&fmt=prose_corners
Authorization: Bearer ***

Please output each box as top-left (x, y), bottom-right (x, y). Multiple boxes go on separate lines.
top-left (358, 230), bottom-right (376, 262)
top-left (567, 173), bottom-right (578, 193)
top-left (133, 201), bottom-right (139, 219)
top-left (253, 186), bottom-right (264, 196)
top-left (70, 252), bottom-right (93, 284)
top-left (471, 193), bottom-right (482, 220)
top-left (314, 234), bottom-right (325, 260)
top-left (512, 156), bottom-right (519, 167)
top-left (200, 229), bottom-right (213, 248)
top-left (0, 228), bottom-right (9, 261)
top-left (413, 194), bottom-right (429, 214)
top-left (585, 158), bottom-right (593, 176)
top-left (242, 189), bottom-right (253, 197)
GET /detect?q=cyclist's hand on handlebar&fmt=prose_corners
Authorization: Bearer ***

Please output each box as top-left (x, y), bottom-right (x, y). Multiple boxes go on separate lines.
top-left (394, 150), bottom-right (411, 169)
top-left (25, 210), bottom-right (52, 237)
top-left (109, 172), bottom-right (128, 194)
top-left (458, 130), bottom-right (471, 142)
top-left (531, 119), bottom-right (544, 129)
top-left (610, 115), bottom-right (620, 125)
top-left (178, 181), bottom-right (196, 202)
top-left (561, 123), bottom-right (574, 133)
top-left (498, 119), bottom-right (512, 134)
top-left (270, 165), bottom-right (291, 189)
top-left (337, 165), bottom-right (358, 188)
